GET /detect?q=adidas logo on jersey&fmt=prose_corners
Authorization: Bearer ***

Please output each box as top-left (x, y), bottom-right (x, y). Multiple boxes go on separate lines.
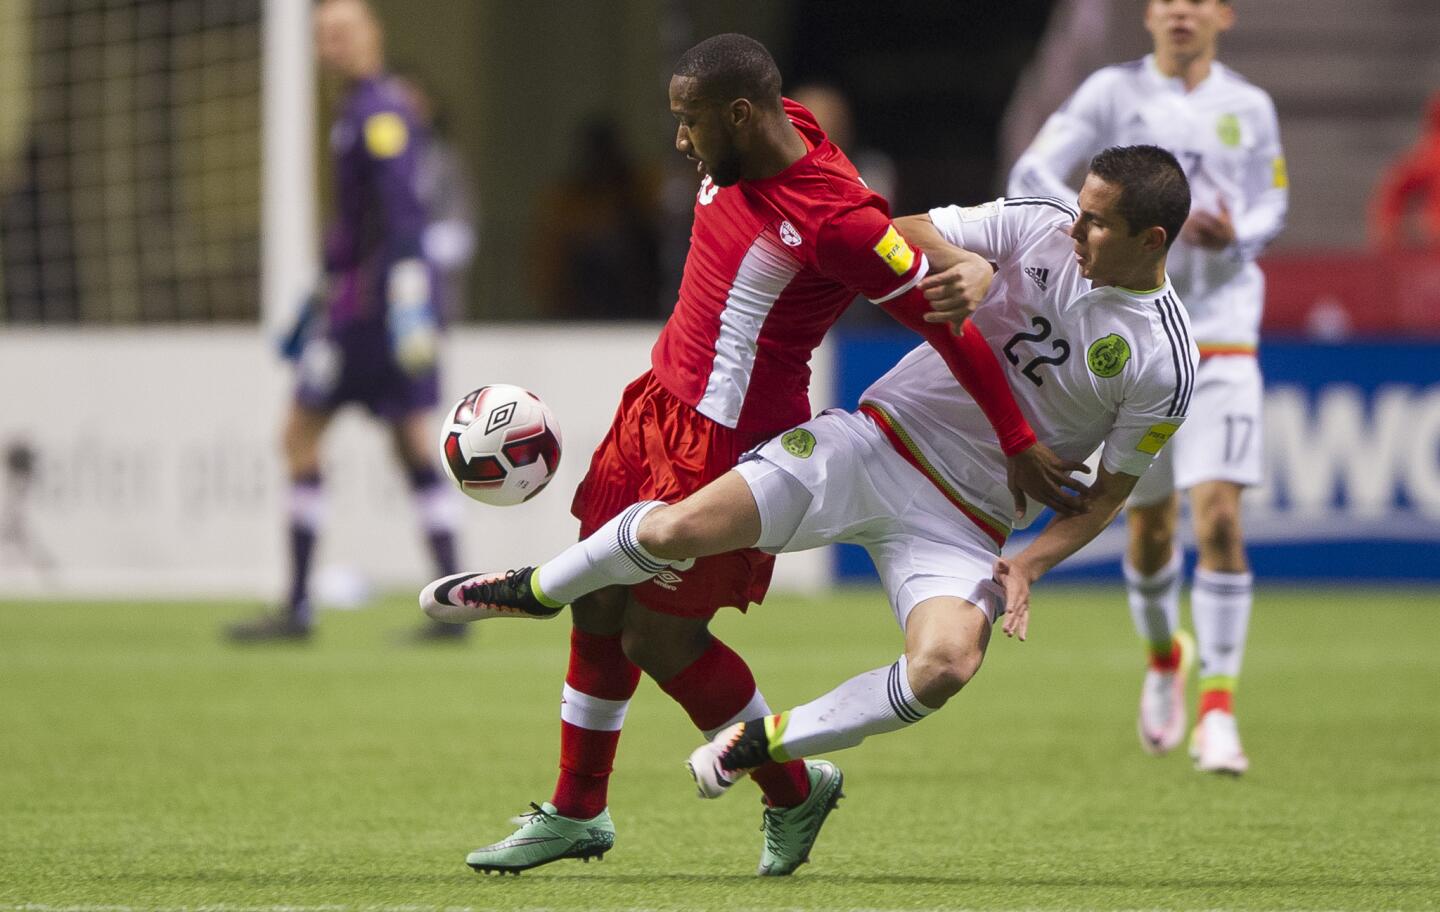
top-left (1024, 266), bottom-right (1050, 291)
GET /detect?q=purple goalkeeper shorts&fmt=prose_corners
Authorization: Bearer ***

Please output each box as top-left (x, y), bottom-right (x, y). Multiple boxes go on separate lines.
top-left (294, 319), bottom-right (440, 422)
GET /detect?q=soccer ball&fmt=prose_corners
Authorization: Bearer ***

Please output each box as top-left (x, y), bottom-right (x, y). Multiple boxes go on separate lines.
top-left (439, 384), bottom-right (563, 506)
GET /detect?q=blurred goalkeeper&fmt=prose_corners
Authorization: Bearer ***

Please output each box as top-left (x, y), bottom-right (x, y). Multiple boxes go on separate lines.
top-left (228, 0), bottom-right (460, 642)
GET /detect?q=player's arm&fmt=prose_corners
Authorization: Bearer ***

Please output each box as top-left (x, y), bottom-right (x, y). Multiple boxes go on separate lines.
top-left (997, 339), bottom-right (1197, 638)
top-left (1007, 71), bottom-right (1111, 201)
top-left (816, 208), bottom-right (1089, 515)
top-left (894, 213), bottom-right (995, 326)
top-left (816, 208), bottom-right (1036, 455)
top-left (1371, 152), bottom-right (1428, 247)
top-left (994, 463), bottom-right (1140, 640)
top-left (1228, 96), bottom-right (1289, 261)
top-left (362, 105), bottom-right (437, 373)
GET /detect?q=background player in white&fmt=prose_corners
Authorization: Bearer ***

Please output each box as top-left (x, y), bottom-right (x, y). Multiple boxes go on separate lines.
top-left (1007, 0), bottom-right (1288, 773)
top-left (425, 147), bottom-right (1199, 820)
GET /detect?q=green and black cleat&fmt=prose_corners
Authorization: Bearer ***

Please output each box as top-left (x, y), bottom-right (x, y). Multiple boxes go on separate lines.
top-left (466, 802), bottom-right (614, 875)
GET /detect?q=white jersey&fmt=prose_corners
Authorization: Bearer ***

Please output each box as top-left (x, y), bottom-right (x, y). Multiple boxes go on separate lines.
top-left (860, 198), bottom-right (1199, 537)
top-left (1008, 55), bottom-right (1287, 351)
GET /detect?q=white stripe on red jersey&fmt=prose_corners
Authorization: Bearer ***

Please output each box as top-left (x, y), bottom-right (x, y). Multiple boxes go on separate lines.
top-left (699, 232), bottom-right (802, 427)
top-left (650, 99), bottom-right (925, 435)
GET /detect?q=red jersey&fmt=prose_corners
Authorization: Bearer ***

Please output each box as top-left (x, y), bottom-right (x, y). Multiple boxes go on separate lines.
top-left (651, 99), bottom-right (927, 435)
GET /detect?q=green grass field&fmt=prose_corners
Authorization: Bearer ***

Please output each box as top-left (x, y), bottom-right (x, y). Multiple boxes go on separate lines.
top-left (1, 586), bottom-right (1436, 912)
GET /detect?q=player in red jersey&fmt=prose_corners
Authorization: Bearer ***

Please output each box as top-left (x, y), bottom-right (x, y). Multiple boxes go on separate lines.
top-left (425, 34), bottom-right (1088, 876)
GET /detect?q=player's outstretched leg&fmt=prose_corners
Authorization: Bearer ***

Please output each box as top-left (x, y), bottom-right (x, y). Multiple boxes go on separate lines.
top-left (464, 802), bottom-right (615, 875)
top-left (419, 501), bottom-right (690, 623)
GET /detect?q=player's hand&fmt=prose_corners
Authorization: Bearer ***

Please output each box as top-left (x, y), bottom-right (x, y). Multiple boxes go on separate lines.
top-left (1182, 199), bottom-right (1235, 250)
top-left (278, 286), bottom-right (325, 363)
top-left (920, 251), bottom-right (995, 333)
top-left (1006, 442), bottom-right (1093, 519)
top-left (393, 317), bottom-right (438, 375)
top-left (387, 258), bottom-right (438, 376)
top-left (993, 558), bottom-right (1031, 640)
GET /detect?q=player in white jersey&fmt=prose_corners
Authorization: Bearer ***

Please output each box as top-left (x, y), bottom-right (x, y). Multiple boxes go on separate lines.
top-left (422, 146), bottom-right (1199, 820)
top-left (1006, 0), bottom-right (1288, 774)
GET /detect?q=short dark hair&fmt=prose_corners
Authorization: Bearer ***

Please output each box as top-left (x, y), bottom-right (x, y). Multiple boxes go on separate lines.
top-left (1088, 145), bottom-right (1191, 248)
top-left (673, 33), bottom-right (782, 106)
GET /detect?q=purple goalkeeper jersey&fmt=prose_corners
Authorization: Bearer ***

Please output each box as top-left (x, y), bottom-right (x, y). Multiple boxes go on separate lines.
top-left (323, 74), bottom-right (433, 326)
top-left (294, 74), bottom-right (441, 421)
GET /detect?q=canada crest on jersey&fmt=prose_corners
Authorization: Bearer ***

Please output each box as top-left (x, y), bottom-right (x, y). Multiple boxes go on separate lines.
top-left (697, 175), bottom-right (718, 205)
top-left (778, 220), bottom-right (803, 247)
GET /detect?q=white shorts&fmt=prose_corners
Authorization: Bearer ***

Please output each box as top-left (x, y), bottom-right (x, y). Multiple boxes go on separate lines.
top-left (734, 410), bottom-right (1006, 629)
top-left (1129, 355), bottom-right (1264, 507)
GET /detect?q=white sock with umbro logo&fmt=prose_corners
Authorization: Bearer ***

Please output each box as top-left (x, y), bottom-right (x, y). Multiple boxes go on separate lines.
top-left (536, 501), bottom-right (684, 605)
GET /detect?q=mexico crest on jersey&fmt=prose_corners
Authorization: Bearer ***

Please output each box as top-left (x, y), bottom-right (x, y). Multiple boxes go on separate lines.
top-left (1216, 113), bottom-right (1242, 147)
top-left (1087, 334), bottom-right (1132, 378)
top-left (781, 428), bottom-right (816, 458)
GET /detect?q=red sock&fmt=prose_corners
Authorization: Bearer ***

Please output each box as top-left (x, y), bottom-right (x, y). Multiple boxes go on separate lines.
top-left (1198, 688), bottom-right (1233, 718)
top-left (1149, 636), bottom-right (1182, 672)
top-left (551, 628), bottom-right (641, 819)
top-left (659, 638), bottom-right (811, 808)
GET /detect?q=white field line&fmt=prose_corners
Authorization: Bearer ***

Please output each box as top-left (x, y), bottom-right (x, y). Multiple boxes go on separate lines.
top-left (0, 904), bottom-right (1386, 912)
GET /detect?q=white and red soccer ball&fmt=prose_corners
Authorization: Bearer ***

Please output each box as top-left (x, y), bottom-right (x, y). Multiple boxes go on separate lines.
top-left (439, 384), bottom-right (562, 506)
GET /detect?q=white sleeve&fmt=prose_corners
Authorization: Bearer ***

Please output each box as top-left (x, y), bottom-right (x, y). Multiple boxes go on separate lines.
top-left (928, 198), bottom-right (1011, 261)
top-left (928, 197), bottom-right (1072, 263)
top-left (1100, 309), bottom-right (1197, 478)
top-left (1007, 69), bottom-right (1114, 202)
top-left (1231, 93), bottom-right (1289, 262)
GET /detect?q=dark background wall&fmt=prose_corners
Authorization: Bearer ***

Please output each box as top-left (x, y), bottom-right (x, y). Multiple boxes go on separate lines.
top-left (363, 0), bottom-right (1060, 320)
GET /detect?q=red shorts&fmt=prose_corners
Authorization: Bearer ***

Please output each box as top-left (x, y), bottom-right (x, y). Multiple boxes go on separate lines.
top-left (571, 370), bottom-right (776, 618)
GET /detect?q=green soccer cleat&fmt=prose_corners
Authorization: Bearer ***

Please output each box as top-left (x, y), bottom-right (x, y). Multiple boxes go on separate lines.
top-left (465, 802), bottom-right (614, 875)
top-left (756, 759), bottom-right (844, 876)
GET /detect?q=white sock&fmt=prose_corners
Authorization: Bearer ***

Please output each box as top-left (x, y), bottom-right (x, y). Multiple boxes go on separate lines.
top-left (413, 477), bottom-right (460, 534)
top-left (1124, 549), bottom-right (1181, 654)
top-left (558, 683), bottom-right (631, 732)
top-left (766, 655), bottom-right (935, 760)
top-left (535, 501), bottom-right (676, 605)
top-left (705, 689), bottom-right (772, 740)
top-left (1192, 567), bottom-right (1253, 691)
top-left (288, 478), bottom-right (325, 530)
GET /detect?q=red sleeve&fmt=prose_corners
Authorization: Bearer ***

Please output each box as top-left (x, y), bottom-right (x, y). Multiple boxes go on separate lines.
top-left (1372, 152), bottom-right (1428, 243)
top-left (814, 204), bottom-right (925, 303)
top-left (879, 285), bottom-right (1038, 457)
